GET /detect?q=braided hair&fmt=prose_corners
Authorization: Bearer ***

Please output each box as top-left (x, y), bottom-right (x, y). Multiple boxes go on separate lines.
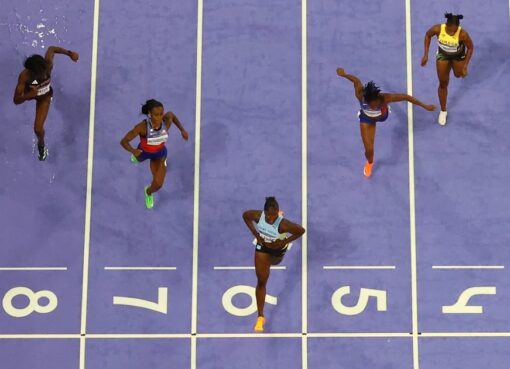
top-left (141, 99), bottom-right (163, 115)
top-left (445, 12), bottom-right (463, 26)
top-left (362, 81), bottom-right (381, 103)
top-left (264, 197), bottom-right (279, 211)
top-left (24, 54), bottom-right (47, 75)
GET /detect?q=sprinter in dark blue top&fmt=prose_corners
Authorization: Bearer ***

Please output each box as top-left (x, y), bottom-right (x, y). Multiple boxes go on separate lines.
top-left (336, 67), bottom-right (436, 178)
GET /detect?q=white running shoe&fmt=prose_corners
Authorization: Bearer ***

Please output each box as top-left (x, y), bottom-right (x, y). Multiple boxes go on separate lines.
top-left (438, 111), bottom-right (448, 126)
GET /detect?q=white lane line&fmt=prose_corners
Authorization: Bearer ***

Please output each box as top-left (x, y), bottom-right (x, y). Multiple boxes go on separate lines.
top-left (404, 0), bottom-right (419, 368)
top-left (86, 334), bottom-right (191, 339)
top-left (191, 0), bottom-right (204, 368)
top-left (4, 332), bottom-right (510, 339)
top-left (421, 332), bottom-right (510, 337)
top-left (301, 0), bottom-right (309, 367)
top-left (197, 333), bottom-right (302, 339)
top-left (213, 266), bottom-right (286, 270)
top-left (323, 266), bottom-right (396, 270)
top-left (432, 265), bottom-right (505, 270)
top-left (0, 267), bottom-right (68, 271)
top-left (79, 0), bottom-right (101, 367)
top-left (308, 332), bottom-right (412, 338)
top-left (0, 334), bottom-right (81, 339)
top-left (104, 267), bottom-right (177, 271)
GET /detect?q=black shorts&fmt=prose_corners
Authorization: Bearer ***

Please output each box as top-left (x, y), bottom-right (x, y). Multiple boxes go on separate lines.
top-left (34, 87), bottom-right (54, 102)
top-left (436, 50), bottom-right (466, 62)
top-left (255, 243), bottom-right (287, 257)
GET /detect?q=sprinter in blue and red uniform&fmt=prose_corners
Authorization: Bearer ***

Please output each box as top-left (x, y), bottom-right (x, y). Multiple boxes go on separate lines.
top-left (13, 46), bottom-right (79, 161)
top-left (120, 99), bottom-right (189, 209)
top-left (336, 67), bottom-right (436, 178)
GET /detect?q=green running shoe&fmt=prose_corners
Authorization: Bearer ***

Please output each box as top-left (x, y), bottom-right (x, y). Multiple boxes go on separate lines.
top-left (144, 185), bottom-right (154, 209)
top-left (130, 154), bottom-right (139, 164)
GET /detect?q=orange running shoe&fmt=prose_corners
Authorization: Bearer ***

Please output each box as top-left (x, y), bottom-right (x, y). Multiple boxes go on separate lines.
top-left (363, 161), bottom-right (374, 178)
top-left (254, 316), bottom-right (265, 332)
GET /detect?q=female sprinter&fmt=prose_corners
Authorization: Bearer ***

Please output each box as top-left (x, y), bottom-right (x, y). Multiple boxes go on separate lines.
top-left (421, 13), bottom-right (474, 125)
top-left (13, 46), bottom-right (79, 160)
top-left (336, 67), bottom-right (436, 177)
top-left (120, 99), bottom-right (188, 209)
top-left (242, 197), bottom-right (305, 332)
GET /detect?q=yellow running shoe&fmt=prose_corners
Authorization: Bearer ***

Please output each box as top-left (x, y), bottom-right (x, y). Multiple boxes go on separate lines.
top-left (254, 316), bottom-right (265, 332)
top-left (363, 161), bottom-right (374, 178)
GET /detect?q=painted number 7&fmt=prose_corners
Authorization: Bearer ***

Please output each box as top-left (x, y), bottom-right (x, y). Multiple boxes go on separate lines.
top-left (113, 287), bottom-right (168, 314)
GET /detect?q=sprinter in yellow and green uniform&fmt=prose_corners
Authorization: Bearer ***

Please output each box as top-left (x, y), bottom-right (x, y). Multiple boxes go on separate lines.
top-left (421, 13), bottom-right (474, 126)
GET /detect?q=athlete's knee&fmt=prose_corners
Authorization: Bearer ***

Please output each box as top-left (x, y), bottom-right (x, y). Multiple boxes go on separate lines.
top-left (33, 125), bottom-right (45, 137)
top-left (438, 79), bottom-right (449, 89)
top-left (256, 279), bottom-right (267, 289)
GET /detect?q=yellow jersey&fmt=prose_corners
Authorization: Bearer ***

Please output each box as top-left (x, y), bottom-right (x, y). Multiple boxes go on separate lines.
top-left (437, 24), bottom-right (464, 55)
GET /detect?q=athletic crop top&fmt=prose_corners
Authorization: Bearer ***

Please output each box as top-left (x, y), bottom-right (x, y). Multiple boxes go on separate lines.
top-left (139, 118), bottom-right (169, 153)
top-left (437, 24), bottom-right (464, 55)
top-left (256, 212), bottom-right (287, 244)
top-left (26, 74), bottom-right (51, 97)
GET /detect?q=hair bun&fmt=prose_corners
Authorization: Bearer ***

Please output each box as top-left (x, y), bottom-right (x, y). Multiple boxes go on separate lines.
top-left (457, 14), bottom-right (464, 19)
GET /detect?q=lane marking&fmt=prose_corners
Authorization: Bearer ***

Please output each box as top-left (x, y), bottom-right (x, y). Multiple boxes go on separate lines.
top-left (191, 0), bottom-right (204, 368)
top-left (213, 266), bottom-right (286, 270)
top-left (104, 267), bottom-right (177, 271)
top-left (404, 0), bottom-right (419, 368)
top-left (79, 0), bottom-right (101, 367)
top-left (432, 265), bottom-right (504, 270)
top-left (308, 332), bottom-right (412, 338)
top-left (0, 334), bottom-right (81, 339)
top-left (4, 332), bottom-right (510, 339)
top-left (0, 267), bottom-right (67, 271)
top-left (323, 266), bottom-right (396, 270)
top-left (421, 332), bottom-right (510, 337)
top-left (301, 0), bottom-right (309, 367)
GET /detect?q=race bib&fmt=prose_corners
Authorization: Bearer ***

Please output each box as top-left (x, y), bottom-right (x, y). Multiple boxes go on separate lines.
top-left (147, 132), bottom-right (168, 145)
top-left (37, 84), bottom-right (51, 96)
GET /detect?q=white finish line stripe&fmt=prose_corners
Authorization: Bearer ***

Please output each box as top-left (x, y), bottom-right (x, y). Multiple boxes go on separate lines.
top-left (3, 332), bottom-right (510, 339)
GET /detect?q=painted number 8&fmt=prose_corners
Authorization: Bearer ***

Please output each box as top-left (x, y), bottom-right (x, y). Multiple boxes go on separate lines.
top-left (2, 287), bottom-right (58, 318)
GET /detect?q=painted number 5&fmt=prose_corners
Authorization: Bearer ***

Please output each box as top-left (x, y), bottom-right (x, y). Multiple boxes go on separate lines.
top-left (331, 286), bottom-right (387, 316)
